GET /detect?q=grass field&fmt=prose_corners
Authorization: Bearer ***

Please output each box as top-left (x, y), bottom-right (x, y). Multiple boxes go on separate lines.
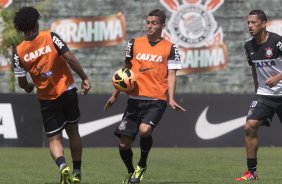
top-left (1, 147), bottom-right (282, 184)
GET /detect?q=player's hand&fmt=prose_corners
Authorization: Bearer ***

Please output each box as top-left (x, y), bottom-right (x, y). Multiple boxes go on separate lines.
top-left (265, 75), bottom-right (280, 88)
top-left (104, 95), bottom-right (118, 111)
top-left (169, 99), bottom-right (186, 112)
top-left (25, 83), bottom-right (34, 93)
top-left (81, 79), bottom-right (91, 95)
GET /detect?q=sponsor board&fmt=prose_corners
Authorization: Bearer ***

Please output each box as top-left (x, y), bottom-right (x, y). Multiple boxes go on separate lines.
top-left (1, 94), bottom-right (282, 147)
top-left (0, 55), bottom-right (11, 71)
top-left (267, 20), bottom-right (282, 35)
top-left (0, 0), bottom-right (12, 8)
top-left (160, 0), bottom-right (228, 75)
top-left (50, 12), bottom-right (126, 49)
top-left (0, 103), bottom-right (17, 138)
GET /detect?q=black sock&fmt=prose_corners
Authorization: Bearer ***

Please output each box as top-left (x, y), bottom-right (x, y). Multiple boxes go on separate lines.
top-left (56, 156), bottom-right (66, 170)
top-left (73, 161), bottom-right (82, 171)
top-left (138, 135), bottom-right (153, 168)
top-left (247, 158), bottom-right (257, 173)
top-left (119, 145), bottom-right (135, 173)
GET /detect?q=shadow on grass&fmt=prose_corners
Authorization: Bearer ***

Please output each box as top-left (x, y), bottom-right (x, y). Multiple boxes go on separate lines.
top-left (45, 183), bottom-right (91, 184)
top-left (46, 182), bottom-right (196, 184)
top-left (146, 182), bottom-right (198, 184)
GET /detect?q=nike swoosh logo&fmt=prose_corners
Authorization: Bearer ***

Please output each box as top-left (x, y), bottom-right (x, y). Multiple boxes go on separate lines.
top-left (195, 107), bottom-right (246, 140)
top-left (139, 67), bottom-right (153, 72)
top-left (62, 113), bottom-right (123, 139)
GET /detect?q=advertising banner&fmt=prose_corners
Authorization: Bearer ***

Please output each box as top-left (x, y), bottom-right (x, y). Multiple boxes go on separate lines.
top-left (50, 12), bottom-right (126, 50)
top-left (161, 0), bottom-right (228, 75)
top-left (1, 94), bottom-right (282, 147)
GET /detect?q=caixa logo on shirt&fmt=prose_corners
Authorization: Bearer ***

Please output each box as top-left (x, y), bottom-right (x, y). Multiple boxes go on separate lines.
top-left (23, 45), bottom-right (52, 62)
top-left (0, 104), bottom-right (18, 139)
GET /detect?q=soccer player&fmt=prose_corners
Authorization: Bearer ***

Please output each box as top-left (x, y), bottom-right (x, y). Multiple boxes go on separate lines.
top-left (13, 7), bottom-right (91, 184)
top-left (104, 9), bottom-right (186, 184)
top-left (235, 9), bottom-right (282, 181)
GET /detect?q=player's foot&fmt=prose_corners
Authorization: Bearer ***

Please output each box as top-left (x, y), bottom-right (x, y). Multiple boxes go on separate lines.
top-left (235, 170), bottom-right (258, 181)
top-left (72, 170), bottom-right (81, 184)
top-left (60, 165), bottom-right (72, 184)
top-left (129, 165), bottom-right (146, 183)
top-left (122, 173), bottom-right (133, 184)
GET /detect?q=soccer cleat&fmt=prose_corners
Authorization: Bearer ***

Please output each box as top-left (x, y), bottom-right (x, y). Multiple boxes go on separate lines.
top-left (129, 166), bottom-right (147, 183)
top-left (122, 173), bottom-right (133, 184)
top-left (235, 170), bottom-right (258, 181)
top-left (60, 165), bottom-right (72, 184)
top-left (72, 171), bottom-right (81, 184)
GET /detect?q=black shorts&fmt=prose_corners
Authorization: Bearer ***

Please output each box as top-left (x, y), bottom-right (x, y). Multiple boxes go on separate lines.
top-left (247, 95), bottom-right (282, 126)
top-left (114, 98), bottom-right (167, 140)
top-left (39, 88), bottom-right (80, 137)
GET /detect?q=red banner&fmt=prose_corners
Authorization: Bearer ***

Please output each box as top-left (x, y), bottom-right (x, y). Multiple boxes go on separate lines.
top-left (50, 12), bottom-right (126, 49)
top-left (0, 0), bottom-right (12, 8)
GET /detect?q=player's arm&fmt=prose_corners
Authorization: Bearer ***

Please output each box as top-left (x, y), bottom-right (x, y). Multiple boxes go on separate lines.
top-left (104, 39), bottom-right (134, 111)
top-left (167, 45), bottom-right (186, 112)
top-left (251, 66), bottom-right (258, 92)
top-left (51, 32), bottom-right (91, 95)
top-left (13, 51), bottom-right (34, 93)
top-left (244, 42), bottom-right (258, 92)
top-left (124, 39), bottom-right (134, 69)
top-left (63, 51), bottom-right (91, 95)
top-left (18, 76), bottom-right (34, 93)
top-left (265, 38), bottom-right (282, 88)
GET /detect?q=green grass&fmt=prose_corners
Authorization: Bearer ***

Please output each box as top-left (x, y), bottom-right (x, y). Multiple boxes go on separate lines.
top-left (1, 147), bottom-right (282, 184)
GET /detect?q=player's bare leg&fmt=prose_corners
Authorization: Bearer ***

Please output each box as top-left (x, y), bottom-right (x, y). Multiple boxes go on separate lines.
top-left (49, 134), bottom-right (71, 184)
top-left (65, 123), bottom-right (82, 183)
top-left (235, 119), bottom-right (262, 181)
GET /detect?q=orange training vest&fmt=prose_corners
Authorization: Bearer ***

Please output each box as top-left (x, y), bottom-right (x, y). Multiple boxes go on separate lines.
top-left (16, 31), bottom-right (74, 100)
top-left (128, 36), bottom-right (173, 100)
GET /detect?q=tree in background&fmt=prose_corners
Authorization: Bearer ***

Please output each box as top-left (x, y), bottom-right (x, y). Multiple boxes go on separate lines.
top-left (0, 0), bottom-right (51, 92)
top-left (0, 6), bottom-right (22, 92)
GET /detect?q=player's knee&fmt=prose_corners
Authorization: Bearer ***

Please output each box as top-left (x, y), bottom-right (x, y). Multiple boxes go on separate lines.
top-left (245, 120), bottom-right (259, 136)
top-left (119, 142), bottom-right (131, 150)
top-left (139, 123), bottom-right (152, 137)
top-left (139, 129), bottom-right (151, 137)
top-left (119, 136), bottom-right (132, 149)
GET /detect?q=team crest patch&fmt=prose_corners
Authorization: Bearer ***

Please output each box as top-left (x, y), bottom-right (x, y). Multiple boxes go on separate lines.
top-left (247, 108), bottom-right (253, 117)
top-left (118, 119), bottom-right (127, 130)
top-left (265, 47), bottom-right (273, 58)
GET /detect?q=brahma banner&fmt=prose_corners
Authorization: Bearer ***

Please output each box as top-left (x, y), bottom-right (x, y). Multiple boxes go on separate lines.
top-left (267, 20), bottom-right (282, 36)
top-left (0, 55), bottom-right (11, 72)
top-left (50, 12), bottom-right (126, 49)
top-left (161, 0), bottom-right (228, 75)
top-left (0, 0), bottom-right (12, 8)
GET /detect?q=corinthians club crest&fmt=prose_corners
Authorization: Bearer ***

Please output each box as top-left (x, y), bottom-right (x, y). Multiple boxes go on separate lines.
top-left (169, 3), bottom-right (217, 47)
top-left (161, 0), bottom-right (228, 75)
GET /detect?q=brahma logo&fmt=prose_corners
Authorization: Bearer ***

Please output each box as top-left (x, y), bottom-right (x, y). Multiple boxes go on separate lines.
top-left (0, 104), bottom-right (18, 139)
top-left (267, 20), bottom-right (282, 36)
top-left (0, 0), bottom-right (12, 8)
top-left (50, 12), bottom-right (126, 49)
top-left (160, 0), bottom-right (228, 75)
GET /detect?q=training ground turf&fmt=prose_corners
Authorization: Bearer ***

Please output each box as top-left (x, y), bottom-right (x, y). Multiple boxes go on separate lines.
top-left (1, 147), bottom-right (282, 184)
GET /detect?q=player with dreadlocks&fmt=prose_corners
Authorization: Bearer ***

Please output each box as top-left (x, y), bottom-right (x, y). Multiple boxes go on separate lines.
top-left (13, 6), bottom-right (91, 184)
